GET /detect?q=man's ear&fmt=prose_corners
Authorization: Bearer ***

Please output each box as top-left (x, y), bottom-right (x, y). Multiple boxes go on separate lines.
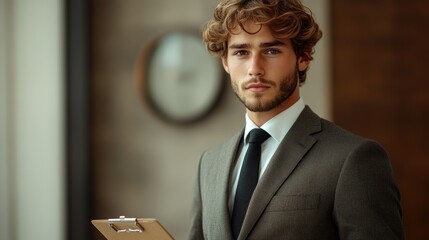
top-left (222, 57), bottom-right (230, 74)
top-left (298, 56), bottom-right (310, 72)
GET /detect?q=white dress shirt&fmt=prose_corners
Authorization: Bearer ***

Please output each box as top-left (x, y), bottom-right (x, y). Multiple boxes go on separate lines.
top-left (228, 98), bottom-right (305, 213)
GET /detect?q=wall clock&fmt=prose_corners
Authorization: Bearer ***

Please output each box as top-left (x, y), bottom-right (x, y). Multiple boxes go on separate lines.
top-left (135, 29), bottom-right (225, 124)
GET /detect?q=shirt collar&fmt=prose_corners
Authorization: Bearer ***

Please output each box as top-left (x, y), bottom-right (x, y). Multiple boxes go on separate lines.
top-left (244, 98), bottom-right (305, 143)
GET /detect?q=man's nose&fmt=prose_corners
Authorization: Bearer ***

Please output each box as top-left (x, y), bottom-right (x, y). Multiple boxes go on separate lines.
top-left (248, 55), bottom-right (264, 77)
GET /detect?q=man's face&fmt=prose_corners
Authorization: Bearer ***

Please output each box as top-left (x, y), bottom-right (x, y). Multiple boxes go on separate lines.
top-left (222, 22), bottom-right (309, 113)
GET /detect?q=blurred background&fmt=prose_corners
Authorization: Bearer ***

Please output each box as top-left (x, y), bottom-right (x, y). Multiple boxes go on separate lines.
top-left (0, 0), bottom-right (428, 240)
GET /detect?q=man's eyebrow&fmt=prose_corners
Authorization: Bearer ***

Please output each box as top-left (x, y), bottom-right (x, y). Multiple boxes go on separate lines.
top-left (260, 40), bottom-right (286, 48)
top-left (228, 40), bottom-right (286, 49)
top-left (228, 43), bottom-right (251, 49)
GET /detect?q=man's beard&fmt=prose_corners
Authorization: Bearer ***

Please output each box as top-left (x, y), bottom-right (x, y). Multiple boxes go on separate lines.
top-left (231, 69), bottom-right (299, 112)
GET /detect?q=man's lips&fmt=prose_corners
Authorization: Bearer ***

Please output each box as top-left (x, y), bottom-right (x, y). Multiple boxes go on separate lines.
top-left (245, 83), bottom-right (271, 92)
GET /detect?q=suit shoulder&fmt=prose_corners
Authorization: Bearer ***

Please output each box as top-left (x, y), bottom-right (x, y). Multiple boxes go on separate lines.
top-left (318, 118), bottom-right (384, 150)
top-left (299, 107), bottom-right (374, 148)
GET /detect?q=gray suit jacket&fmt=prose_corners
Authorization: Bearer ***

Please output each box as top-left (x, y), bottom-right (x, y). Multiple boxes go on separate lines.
top-left (188, 107), bottom-right (404, 240)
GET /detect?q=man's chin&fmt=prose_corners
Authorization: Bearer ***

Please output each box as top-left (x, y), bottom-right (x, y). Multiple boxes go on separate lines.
top-left (243, 101), bottom-right (274, 113)
top-left (236, 93), bottom-right (279, 112)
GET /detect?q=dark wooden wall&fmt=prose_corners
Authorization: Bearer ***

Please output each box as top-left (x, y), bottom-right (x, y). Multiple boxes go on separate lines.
top-left (332, 0), bottom-right (429, 239)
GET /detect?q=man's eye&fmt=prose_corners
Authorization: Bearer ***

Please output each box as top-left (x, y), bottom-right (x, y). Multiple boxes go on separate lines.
top-left (266, 49), bottom-right (280, 55)
top-left (233, 50), bottom-right (248, 56)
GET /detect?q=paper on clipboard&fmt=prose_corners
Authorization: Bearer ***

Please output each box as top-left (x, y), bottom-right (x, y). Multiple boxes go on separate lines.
top-left (92, 216), bottom-right (174, 240)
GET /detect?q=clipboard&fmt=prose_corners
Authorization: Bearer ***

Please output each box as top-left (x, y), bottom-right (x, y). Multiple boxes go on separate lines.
top-left (92, 216), bottom-right (174, 240)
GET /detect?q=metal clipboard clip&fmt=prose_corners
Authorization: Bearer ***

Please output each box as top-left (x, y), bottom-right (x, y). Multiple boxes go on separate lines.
top-left (108, 216), bottom-right (144, 233)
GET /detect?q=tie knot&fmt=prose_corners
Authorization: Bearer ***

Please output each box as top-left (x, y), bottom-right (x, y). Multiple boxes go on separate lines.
top-left (247, 128), bottom-right (270, 144)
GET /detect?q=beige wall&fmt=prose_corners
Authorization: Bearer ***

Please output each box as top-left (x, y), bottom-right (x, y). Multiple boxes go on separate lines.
top-left (301, 0), bottom-right (332, 119)
top-left (90, 1), bottom-right (330, 239)
top-left (0, 0), bottom-right (9, 238)
top-left (0, 0), bottom-right (65, 240)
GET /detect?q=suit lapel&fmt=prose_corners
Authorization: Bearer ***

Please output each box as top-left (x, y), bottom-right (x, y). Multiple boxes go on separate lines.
top-left (239, 106), bottom-right (322, 240)
top-left (214, 130), bottom-right (244, 240)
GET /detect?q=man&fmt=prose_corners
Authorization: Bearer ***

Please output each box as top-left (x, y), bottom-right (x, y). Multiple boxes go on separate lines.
top-left (189, 0), bottom-right (404, 239)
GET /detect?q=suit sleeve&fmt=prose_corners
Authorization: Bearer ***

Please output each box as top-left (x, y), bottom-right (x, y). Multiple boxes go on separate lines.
top-left (333, 140), bottom-right (405, 240)
top-left (188, 154), bottom-right (205, 240)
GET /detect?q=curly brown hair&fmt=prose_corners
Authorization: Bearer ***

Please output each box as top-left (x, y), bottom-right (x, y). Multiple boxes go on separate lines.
top-left (202, 0), bottom-right (322, 83)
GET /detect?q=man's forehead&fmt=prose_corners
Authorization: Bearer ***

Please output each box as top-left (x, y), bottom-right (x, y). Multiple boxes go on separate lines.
top-left (227, 22), bottom-right (291, 45)
top-left (232, 21), bottom-right (263, 34)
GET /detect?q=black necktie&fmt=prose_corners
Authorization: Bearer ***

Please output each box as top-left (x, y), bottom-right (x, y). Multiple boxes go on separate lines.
top-left (231, 128), bottom-right (271, 239)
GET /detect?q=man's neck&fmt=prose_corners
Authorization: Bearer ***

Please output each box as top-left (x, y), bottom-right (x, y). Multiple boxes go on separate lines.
top-left (247, 93), bottom-right (300, 127)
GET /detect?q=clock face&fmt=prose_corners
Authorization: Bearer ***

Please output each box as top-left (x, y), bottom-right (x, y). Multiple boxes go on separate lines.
top-left (136, 30), bottom-right (224, 124)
